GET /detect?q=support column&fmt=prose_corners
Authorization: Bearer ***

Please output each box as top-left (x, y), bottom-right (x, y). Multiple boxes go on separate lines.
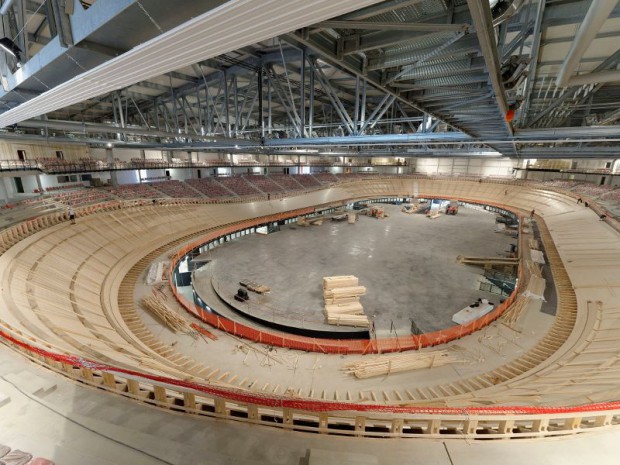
top-left (188, 151), bottom-right (194, 178)
top-left (0, 177), bottom-right (10, 204)
top-left (106, 148), bottom-right (118, 187)
top-left (35, 174), bottom-right (44, 194)
top-left (258, 65), bottom-right (264, 139)
top-left (299, 48), bottom-right (306, 137)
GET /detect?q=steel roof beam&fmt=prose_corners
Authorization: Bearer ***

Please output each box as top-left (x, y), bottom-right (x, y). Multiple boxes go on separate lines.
top-left (341, 30), bottom-right (444, 55)
top-left (517, 0), bottom-right (545, 126)
top-left (366, 35), bottom-right (479, 71)
top-left (338, 0), bottom-right (430, 21)
top-left (527, 48), bottom-right (620, 127)
top-left (0, 0), bottom-right (387, 127)
top-left (466, 0), bottom-right (512, 134)
top-left (319, 20), bottom-right (468, 33)
top-left (285, 31), bottom-right (470, 136)
top-left (555, 0), bottom-right (619, 88)
top-left (266, 132), bottom-right (471, 147)
top-left (0, 0), bottom-right (139, 99)
top-left (542, 1), bottom-right (620, 29)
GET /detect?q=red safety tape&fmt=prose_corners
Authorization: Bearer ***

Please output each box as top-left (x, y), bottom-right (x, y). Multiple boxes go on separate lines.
top-left (2, 326), bottom-right (620, 416)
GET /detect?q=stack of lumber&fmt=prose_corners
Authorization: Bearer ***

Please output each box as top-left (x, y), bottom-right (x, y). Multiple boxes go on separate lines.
top-left (526, 259), bottom-right (542, 278)
top-left (140, 295), bottom-right (191, 333)
top-left (530, 249), bottom-right (545, 265)
top-left (342, 348), bottom-right (463, 378)
top-left (146, 261), bottom-right (165, 285)
top-left (322, 276), bottom-right (369, 328)
top-left (331, 213), bottom-right (348, 222)
top-left (323, 275), bottom-right (358, 289)
top-left (523, 275), bottom-right (546, 300)
top-left (239, 279), bottom-right (270, 294)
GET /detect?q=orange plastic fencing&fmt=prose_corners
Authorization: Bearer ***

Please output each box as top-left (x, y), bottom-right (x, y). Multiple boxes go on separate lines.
top-left (4, 324), bottom-right (620, 416)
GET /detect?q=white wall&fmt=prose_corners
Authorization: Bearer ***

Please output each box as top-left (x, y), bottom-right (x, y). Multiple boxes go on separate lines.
top-left (168, 168), bottom-right (194, 180)
top-left (114, 148), bottom-right (144, 162)
top-left (0, 140), bottom-right (89, 161)
top-left (415, 157), bottom-right (515, 177)
top-left (89, 148), bottom-right (166, 162)
top-left (572, 159), bottom-right (613, 170)
top-left (38, 174), bottom-right (88, 191)
top-left (117, 170), bottom-right (142, 185)
top-left (0, 176), bottom-right (15, 202)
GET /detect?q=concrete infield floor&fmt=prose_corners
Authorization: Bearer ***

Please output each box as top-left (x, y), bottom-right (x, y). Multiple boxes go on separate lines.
top-left (199, 203), bottom-right (515, 334)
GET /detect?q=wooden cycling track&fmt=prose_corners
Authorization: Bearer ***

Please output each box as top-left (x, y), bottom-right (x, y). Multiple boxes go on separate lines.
top-left (0, 176), bottom-right (619, 438)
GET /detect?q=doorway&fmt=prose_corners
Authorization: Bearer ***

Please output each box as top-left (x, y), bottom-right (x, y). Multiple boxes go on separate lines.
top-left (14, 177), bottom-right (24, 193)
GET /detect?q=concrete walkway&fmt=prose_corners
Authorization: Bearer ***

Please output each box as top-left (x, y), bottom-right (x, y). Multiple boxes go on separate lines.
top-left (1, 346), bottom-right (620, 465)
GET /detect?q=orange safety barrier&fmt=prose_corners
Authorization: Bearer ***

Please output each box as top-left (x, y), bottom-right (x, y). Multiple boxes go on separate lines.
top-left (169, 198), bottom-right (524, 354)
top-left (3, 324), bottom-right (620, 417)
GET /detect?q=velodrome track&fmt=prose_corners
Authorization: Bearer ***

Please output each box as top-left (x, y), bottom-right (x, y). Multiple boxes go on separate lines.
top-left (1, 176), bottom-right (620, 438)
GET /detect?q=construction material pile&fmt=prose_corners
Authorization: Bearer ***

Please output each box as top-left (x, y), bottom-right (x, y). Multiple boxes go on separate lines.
top-left (239, 279), bottom-right (270, 294)
top-left (322, 275), bottom-right (369, 328)
top-left (140, 295), bottom-right (192, 333)
top-left (342, 347), bottom-right (464, 379)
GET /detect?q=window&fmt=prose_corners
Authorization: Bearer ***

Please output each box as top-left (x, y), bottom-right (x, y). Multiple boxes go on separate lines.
top-left (80, 174), bottom-right (92, 181)
top-left (605, 162), bottom-right (612, 169)
top-left (56, 151), bottom-right (64, 159)
top-left (57, 175), bottom-right (70, 183)
top-left (17, 150), bottom-right (26, 161)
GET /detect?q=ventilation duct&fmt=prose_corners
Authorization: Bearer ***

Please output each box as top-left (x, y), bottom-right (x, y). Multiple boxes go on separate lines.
top-left (491, 0), bottom-right (525, 26)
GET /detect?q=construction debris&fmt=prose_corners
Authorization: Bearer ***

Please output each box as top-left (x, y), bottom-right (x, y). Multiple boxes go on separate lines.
top-left (452, 298), bottom-right (494, 325)
top-left (239, 279), bottom-right (270, 294)
top-left (140, 295), bottom-right (192, 333)
top-left (342, 348), bottom-right (464, 379)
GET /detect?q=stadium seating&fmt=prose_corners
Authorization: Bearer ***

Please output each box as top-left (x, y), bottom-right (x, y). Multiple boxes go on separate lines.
top-left (215, 176), bottom-right (261, 196)
top-left (268, 174), bottom-right (305, 191)
top-left (185, 178), bottom-right (235, 198)
top-left (244, 175), bottom-right (285, 193)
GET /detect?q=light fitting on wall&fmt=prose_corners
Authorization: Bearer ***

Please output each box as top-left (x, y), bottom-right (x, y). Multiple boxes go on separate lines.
top-left (0, 37), bottom-right (22, 65)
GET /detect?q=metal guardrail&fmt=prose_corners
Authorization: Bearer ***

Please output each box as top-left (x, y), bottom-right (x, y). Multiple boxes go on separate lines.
top-left (0, 159), bottom-right (410, 174)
